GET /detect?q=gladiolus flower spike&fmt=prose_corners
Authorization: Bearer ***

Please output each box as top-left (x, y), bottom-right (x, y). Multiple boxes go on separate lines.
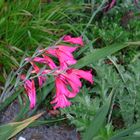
top-left (21, 35), bottom-right (93, 109)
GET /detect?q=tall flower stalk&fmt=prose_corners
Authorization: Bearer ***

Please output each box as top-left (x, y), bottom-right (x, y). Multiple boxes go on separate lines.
top-left (1, 36), bottom-right (93, 110)
top-left (22, 35), bottom-right (93, 109)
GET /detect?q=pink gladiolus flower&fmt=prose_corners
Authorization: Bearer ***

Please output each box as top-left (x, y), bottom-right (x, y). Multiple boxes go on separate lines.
top-left (62, 69), bottom-right (93, 93)
top-left (51, 77), bottom-right (72, 109)
top-left (51, 68), bottom-right (93, 109)
top-left (67, 69), bottom-right (93, 84)
top-left (22, 35), bottom-right (93, 110)
top-left (46, 45), bottom-right (78, 68)
top-left (31, 63), bottom-right (46, 87)
top-left (63, 35), bottom-right (84, 46)
top-left (56, 76), bottom-right (77, 98)
top-left (21, 75), bottom-right (36, 109)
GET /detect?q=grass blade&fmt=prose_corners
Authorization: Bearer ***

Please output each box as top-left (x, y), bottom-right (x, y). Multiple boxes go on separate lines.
top-left (110, 123), bottom-right (140, 140)
top-left (74, 43), bottom-right (129, 69)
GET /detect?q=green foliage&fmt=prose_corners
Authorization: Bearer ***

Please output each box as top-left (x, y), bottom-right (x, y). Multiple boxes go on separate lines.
top-left (110, 122), bottom-right (140, 140)
top-left (61, 87), bottom-right (100, 132)
top-left (61, 60), bottom-right (119, 136)
top-left (92, 60), bottom-right (120, 101)
top-left (0, 0), bottom-right (140, 139)
top-left (83, 92), bottom-right (113, 140)
top-left (118, 60), bottom-right (140, 127)
top-left (61, 57), bottom-right (140, 139)
top-left (74, 43), bottom-right (129, 69)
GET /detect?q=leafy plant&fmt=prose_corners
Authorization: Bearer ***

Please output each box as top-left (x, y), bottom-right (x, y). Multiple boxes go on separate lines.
top-left (117, 59), bottom-right (140, 127)
top-left (61, 56), bottom-right (140, 139)
top-left (61, 87), bottom-right (100, 132)
top-left (61, 59), bottom-right (119, 134)
top-left (0, 1), bottom-right (140, 139)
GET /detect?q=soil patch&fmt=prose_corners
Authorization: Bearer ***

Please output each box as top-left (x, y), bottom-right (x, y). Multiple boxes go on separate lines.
top-left (0, 100), bottom-right (79, 140)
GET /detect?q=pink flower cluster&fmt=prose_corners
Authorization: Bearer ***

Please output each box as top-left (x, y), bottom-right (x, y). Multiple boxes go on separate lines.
top-left (22, 35), bottom-right (93, 109)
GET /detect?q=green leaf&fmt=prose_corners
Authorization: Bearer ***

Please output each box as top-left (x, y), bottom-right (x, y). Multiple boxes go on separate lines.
top-left (0, 0), bottom-right (4, 9)
top-left (116, 136), bottom-right (140, 140)
top-left (0, 112), bottom-right (43, 140)
top-left (110, 123), bottom-right (140, 140)
top-left (83, 89), bottom-right (114, 140)
top-left (0, 89), bottom-right (23, 112)
top-left (29, 117), bottom-right (66, 127)
top-left (74, 43), bottom-right (129, 69)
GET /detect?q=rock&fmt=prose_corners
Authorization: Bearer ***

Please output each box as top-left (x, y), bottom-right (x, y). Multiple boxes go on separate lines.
top-left (18, 136), bottom-right (26, 140)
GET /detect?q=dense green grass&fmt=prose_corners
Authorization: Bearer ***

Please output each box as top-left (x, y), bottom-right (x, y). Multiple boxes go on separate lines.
top-left (0, 0), bottom-right (84, 82)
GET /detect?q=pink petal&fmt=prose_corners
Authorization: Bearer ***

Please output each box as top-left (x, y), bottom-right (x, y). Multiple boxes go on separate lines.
top-left (56, 49), bottom-right (77, 66)
top-left (33, 57), bottom-right (47, 63)
top-left (55, 77), bottom-right (77, 98)
top-left (61, 72), bottom-right (82, 93)
top-left (69, 69), bottom-right (93, 84)
top-left (57, 45), bottom-right (78, 53)
top-left (26, 44), bottom-right (78, 69)
top-left (51, 77), bottom-right (78, 109)
top-left (24, 79), bottom-right (36, 109)
top-left (42, 54), bottom-right (57, 69)
top-left (32, 55), bottom-right (57, 69)
top-left (45, 45), bottom-right (77, 68)
top-left (51, 94), bottom-right (71, 109)
top-left (63, 35), bottom-right (84, 46)
top-left (45, 49), bottom-right (57, 57)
